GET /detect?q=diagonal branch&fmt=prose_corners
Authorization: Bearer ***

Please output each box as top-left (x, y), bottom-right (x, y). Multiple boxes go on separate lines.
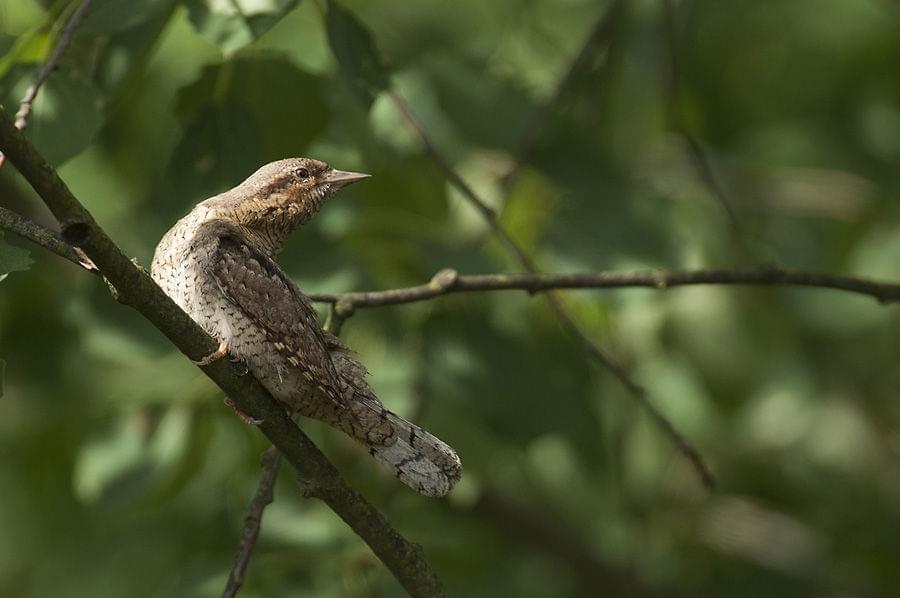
top-left (221, 287), bottom-right (358, 597)
top-left (388, 90), bottom-right (717, 489)
top-left (0, 109), bottom-right (446, 598)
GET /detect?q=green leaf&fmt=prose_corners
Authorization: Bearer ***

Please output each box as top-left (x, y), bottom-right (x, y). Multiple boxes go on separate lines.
top-left (79, 0), bottom-right (176, 34)
top-left (185, 0), bottom-right (301, 55)
top-left (500, 167), bottom-right (561, 255)
top-left (325, 0), bottom-right (390, 108)
top-left (3, 65), bottom-right (103, 166)
top-left (0, 233), bottom-right (33, 279)
top-left (168, 56), bottom-right (329, 207)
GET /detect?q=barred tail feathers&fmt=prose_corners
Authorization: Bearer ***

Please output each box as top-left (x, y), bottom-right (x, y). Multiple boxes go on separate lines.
top-left (323, 331), bottom-right (461, 497)
top-left (358, 396), bottom-right (461, 497)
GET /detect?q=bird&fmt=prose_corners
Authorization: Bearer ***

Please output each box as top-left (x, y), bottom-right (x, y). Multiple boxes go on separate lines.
top-left (150, 158), bottom-right (461, 497)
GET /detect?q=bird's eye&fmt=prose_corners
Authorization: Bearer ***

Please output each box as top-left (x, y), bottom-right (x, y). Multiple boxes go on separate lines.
top-left (293, 167), bottom-right (310, 180)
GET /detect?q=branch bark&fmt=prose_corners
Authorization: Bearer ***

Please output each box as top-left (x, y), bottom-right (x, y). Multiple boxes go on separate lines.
top-left (0, 205), bottom-right (97, 273)
top-left (223, 446), bottom-right (282, 598)
top-left (307, 267), bottom-right (900, 307)
top-left (0, 109), bottom-right (446, 598)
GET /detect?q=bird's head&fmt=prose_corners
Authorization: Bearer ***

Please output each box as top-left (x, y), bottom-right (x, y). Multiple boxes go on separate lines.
top-left (206, 157), bottom-right (369, 254)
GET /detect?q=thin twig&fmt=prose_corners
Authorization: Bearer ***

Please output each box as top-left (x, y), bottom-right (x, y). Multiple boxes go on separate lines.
top-left (15, 0), bottom-right (95, 130)
top-left (0, 0), bottom-right (95, 170)
top-left (388, 90), bottom-right (717, 488)
top-left (223, 446), bottom-right (282, 598)
top-left (0, 205), bottom-right (97, 272)
top-left (307, 267), bottom-right (900, 307)
top-left (323, 300), bottom-right (354, 335)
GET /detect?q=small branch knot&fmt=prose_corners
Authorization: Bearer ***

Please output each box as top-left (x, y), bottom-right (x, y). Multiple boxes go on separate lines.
top-left (60, 221), bottom-right (91, 246)
top-left (430, 268), bottom-right (459, 291)
top-left (652, 272), bottom-right (668, 289)
top-left (335, 298), bottom-right (356, 317)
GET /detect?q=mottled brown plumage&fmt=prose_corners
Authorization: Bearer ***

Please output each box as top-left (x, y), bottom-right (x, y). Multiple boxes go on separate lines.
top-left (151, 158), bottom-right (461, 497)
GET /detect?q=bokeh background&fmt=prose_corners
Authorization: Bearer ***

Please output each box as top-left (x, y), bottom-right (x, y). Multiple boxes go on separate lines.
top-left (2, 0), bottom-right (900, 596)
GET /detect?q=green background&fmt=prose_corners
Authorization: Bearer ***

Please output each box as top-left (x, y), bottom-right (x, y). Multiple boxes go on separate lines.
top-left (2, 0), bottom-right (900, 596)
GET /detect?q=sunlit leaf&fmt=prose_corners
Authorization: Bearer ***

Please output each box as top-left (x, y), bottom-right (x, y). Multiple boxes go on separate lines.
top-left (2, 65), bottom-right (103, 166)
top-left (185, 0), bottom-right (300, 55)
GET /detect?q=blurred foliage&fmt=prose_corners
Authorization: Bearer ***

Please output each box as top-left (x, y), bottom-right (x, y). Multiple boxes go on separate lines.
top-left (2, 0), bottom-right (900, 596)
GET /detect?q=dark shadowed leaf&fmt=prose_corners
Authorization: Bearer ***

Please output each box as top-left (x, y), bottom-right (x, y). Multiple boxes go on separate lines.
top-left (0, 234), bottom-right (33, 279)
top-left (325, 0), bottom-right (390, 108)
top-left (167, 56), bottom-right (329, 208)
top-left (80, 0), bottom-right (176, 33)
top-left (169, 98), bottom-right (262, 207)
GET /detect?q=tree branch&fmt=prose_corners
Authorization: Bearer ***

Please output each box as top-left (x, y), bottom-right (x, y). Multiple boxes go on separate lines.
top-left (0, 109), bottom-right (446, 598)
top-left (307, 267), bottom-right (900, 307)
top-left (223, 446), bottom-right (282, 598)
top-left (221, 283), bottom-right (358, 597)
top-left (0, 205), bottom-right (97, 273)
top-left (388, 90), bottom-right (716, 489)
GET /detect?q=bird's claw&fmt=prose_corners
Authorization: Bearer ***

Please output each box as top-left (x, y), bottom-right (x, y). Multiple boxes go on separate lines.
top-left (225, 398), bottom-right (263, 425)
top-left (230, 354), bottom-right (249, 376)
top-left (193, 340), bottom-right (229, 366)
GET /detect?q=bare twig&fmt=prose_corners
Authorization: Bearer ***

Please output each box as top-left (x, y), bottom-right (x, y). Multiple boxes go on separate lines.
top-left (307, 267), bottom-right (900, 307)
top-left (15, 0), bottom-right (94, 130)
top-left (0, 0), bottom-right (95, 170)
top-left (323, 300), bottom-right (354, 335)
top-left (388, 90), bottom-right (716, 489)
top-left (0, 205), bottom-right (97, 273)
top-left (0, 108), bottom-right (447, 598)
top-left (223, 446), bottom-right (282, 598)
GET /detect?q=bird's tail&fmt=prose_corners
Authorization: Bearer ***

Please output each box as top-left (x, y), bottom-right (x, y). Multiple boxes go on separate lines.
top-left (322, 331), bottom-right (461, 497)
top-left (355, 396), bottom-right (461, 497)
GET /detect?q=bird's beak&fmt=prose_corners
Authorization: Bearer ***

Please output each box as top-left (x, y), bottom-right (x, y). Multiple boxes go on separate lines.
top-left (324, 169), bottom-right (370, 191)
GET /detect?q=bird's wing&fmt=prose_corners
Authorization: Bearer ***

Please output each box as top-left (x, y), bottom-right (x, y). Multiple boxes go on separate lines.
top-left (201, 221), bottom-right (345, 407)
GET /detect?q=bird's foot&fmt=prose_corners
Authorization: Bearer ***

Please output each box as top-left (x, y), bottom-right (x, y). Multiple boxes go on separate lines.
top-left (230, 354), bottom-right (249, 376)
top-left (225, 398), bottom-right (264, 425)
top-left (192, 340), bottom-right (229, 366)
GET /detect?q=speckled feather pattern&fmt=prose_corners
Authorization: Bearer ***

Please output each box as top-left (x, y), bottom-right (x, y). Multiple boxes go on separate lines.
top-left (150, 158), bottom-right (461, 497)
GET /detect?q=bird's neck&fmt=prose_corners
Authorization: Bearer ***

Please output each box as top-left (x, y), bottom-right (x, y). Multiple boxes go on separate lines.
top-left (202, 189), bottom-right (325, 256)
